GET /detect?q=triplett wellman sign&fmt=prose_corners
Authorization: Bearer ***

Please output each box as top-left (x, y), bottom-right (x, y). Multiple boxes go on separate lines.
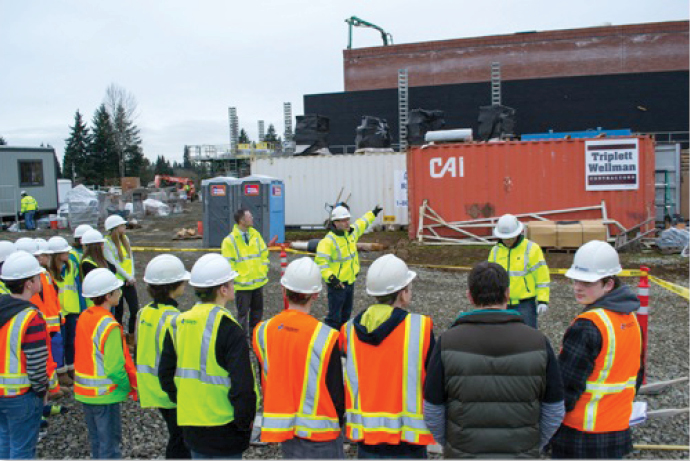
top-left (584, 138), bottom-right (639, 191)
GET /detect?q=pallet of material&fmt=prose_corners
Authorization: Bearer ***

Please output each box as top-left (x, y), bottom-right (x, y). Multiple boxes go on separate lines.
top-left (527, 220), bottom-right (608, 249)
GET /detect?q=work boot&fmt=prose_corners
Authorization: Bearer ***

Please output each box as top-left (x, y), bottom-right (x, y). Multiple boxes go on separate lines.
top-left (67, 369), bottom-right (75, 381)
top-left (43, 404), bottom-right (69, 418)
top-left (58, 372), bottom-right (73, 387)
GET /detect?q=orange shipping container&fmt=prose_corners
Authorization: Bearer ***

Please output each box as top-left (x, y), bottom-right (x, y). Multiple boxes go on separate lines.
top-left (407, 136), bottom-right (655, 240)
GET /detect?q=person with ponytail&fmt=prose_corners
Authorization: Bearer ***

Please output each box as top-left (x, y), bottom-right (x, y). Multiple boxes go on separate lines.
top-left (103, 215), bottom-right (139, 346)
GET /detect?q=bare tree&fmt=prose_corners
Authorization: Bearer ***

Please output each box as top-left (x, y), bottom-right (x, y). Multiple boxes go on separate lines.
top-left (104, 83), bottom-right (138, 120)
top-left (103, 84), bottom-right (140, 177)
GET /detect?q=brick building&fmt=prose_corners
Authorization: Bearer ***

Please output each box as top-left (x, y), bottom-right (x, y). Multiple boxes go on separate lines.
top-left (304, 21), bottom-right (689, 150)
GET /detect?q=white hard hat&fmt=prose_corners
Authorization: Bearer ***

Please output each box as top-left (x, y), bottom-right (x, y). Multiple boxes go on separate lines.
top-left (74, 224), bottom-right (94, 239)
top-left (189, 253), bottom-right (238, 288)
top-left (48, 236), bottom-right (72, 254)
top-left (281, 257), bottom-right (322, 294)
top-left (493, 214), bottom-right (524, 239)
top-left (104, 214), bottom-right (127, 231)
top-left (565, 240), bottom-right (622, 283)
top-left (0, 241), bottom-right (16, 263)
top-left (331, 206), bottom-right (351, 221)
top-left (82, 268), bottom-right (123, 298)
top-left (15, 238), bottom-right (39, 255)
top-left (21, 190), bottom-right (27, 196)
top-left (1, 251), bottom-right (44, 281)
top-left (81, 229), bottom-right (105, 245)
top-left (144, 254), bottom-right (191, 285)
top-left (366, 254), bottom-right (417, 296)
top-left (34, 239), bottom-right (52, 256)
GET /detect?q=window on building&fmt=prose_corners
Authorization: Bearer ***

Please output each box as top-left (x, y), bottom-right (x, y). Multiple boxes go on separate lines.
top-left (18, 160), bottom-right (44, 187)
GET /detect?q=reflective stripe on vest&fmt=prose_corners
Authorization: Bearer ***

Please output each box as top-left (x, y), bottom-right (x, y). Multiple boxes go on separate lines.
top-left (175, 304), bottom-right (240, 426)
top-left (0, 308), bottom-right (36, 396)
top-left (0, 280), bottom-right (8, 294)
top-left (344, 314), bottom-right (432, 444)
top-left (257, 318), bottom-right (340, 441)
top-left (563, 308), bottom-right (641, 433)
top-left (224, 229), bottom-right (268, 290)
top-left (74, 316), bottom-right (117, 396)
top-left (136, 305), bottom-right (179, 408)
top-left (105, 236), bottom-right (133, 281)
top-left (582, 310), bottom-right (634, 432)
top-left (56, 262), bottom-right (80, 315)
top-left (175, 306), bottom-right (231, 386)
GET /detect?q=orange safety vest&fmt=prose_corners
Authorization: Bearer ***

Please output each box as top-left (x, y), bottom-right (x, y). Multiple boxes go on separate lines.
top-left (562, 308), bottom-right (642, 433)
top-left (31, 273), bottom-right (63, 334)
top-left (340, 313), bottom-right (434, 445)
top-left (253, 310), bottom-right (341, 442)
top-left (74, 306), bottom-right (136, 398)
top-left (0, 307), bottom-right (41, 397)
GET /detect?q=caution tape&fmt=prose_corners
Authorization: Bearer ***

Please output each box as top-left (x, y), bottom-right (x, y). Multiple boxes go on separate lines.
top-left (649, 276), bottom-right (690, 301)
top-left (132, 246), bottom-right (649, 278)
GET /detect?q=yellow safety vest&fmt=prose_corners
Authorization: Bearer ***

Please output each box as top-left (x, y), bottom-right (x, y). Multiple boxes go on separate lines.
top-left (20, 196), bottom-right (38, 212)
top-left (489, 237), bottom-right (550, 305)
top-left (0, 280), bottom-right (8, 295)
top-left (315, 211), bottom-right (375, 284)
top-left (105, 236), bottom-right (133, 282)
top-left (56, 261), bottom-right (80, 315)
top-left (221, 226), bottom-right (269, 291)
top-left (136, 302), bottom-right (180, 409)
top-left (174, 303), bottom-right (241, 426)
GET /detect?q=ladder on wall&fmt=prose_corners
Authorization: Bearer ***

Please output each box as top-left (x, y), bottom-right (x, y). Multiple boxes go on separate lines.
top-left (398, 68), bottom-right (409, 152)
top-left (491, 62), bottom-right (501, 106)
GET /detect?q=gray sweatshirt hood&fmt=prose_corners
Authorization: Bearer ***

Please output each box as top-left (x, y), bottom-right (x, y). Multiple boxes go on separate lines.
top-left (586, 284), bottom-right (640, 314)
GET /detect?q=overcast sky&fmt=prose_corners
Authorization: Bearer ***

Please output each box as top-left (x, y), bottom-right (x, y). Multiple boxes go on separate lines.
top-left (1, 1), bottom-right (687, 163)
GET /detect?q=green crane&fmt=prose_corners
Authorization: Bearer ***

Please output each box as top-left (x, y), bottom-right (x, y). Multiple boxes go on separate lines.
top-left (345, 16), bottom-right (393, 49)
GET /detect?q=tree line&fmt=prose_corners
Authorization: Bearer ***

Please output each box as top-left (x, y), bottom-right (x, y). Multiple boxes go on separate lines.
top-left (62, 84), bottom-right (147, 186)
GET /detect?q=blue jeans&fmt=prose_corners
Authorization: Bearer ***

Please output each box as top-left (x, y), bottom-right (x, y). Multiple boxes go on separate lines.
top-left (51, 330), bottom-right (65, 371)
top-left (24, 211), bottom-right (36, 230)
top-left (0, 392), bottom-right (42, 459)
top-left (191, 450), bottom-right (241, 459)
top-left (510, 298), bottom-right (538, 329)
top-left (325, 283), bottom-right (355, 331)
top-left (82, 402), bottom-right (122, 459)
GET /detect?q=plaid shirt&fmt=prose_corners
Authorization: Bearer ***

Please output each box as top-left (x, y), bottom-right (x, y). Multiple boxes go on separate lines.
top-left (551, 318), bottom-right (642, 458)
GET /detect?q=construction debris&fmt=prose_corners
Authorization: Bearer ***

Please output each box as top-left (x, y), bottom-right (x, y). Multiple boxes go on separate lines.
top-left (173, 228), bottom-right (201, 240)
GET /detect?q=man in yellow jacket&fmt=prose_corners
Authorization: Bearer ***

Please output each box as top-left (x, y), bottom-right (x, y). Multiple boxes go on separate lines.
top-left (20, 191), bottom-right (39, 231)
top-left (221, 208), bottom-right (269, 335)
top-left (315, 204), bottom-right (381, 331)
top-left (488, 214), bottom-right (550, 328)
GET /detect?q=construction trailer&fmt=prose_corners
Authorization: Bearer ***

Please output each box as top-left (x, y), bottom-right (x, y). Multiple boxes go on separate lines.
top-left (0, 146), bottom-right (59, 220)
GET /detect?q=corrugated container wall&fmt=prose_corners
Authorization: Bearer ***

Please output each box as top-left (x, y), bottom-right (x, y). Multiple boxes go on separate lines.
top-left (408, 137), bottom-right (655, 239)
top-left (251, 153), bottom-right (408, 227)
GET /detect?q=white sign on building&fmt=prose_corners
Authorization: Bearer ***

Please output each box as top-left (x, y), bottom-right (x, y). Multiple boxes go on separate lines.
top-left (394, 170), bottom-right (408, 208)
top-left (585, 139), bottom-right (639, 191)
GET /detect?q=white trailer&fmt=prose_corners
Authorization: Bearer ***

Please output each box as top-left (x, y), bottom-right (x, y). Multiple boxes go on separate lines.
top-left (0, 146), bottom-right (59, 219)
top-left (251, 153), bottom-right (408, 228)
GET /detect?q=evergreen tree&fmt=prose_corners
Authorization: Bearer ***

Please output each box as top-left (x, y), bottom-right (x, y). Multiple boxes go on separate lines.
top-left (0, 136), bottom-right (6, 145)
top-left (154, 155), bottom-right (174, 175)
top-left (63, 110), bottom-right (91, 180)
top-left (239, 129), bottom-right (250, 144)
top-left (264, 124), bottom-right (279, 142)
top-left (87, 104), bottom-right (119, 185)
top-left (53, 150), bottom-right (62, 179)
top-left (112, 103), bottom-right (145, 177)
top-left (183, 146), bottom-right (192, 169)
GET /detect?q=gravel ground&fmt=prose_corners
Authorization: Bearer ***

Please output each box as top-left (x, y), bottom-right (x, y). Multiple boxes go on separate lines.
top-left (36, 248), bottom-right (688, 459)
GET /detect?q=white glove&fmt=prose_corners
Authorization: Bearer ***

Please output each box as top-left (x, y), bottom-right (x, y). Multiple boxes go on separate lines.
top-left (537, 303), bottom-right (548, 315)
